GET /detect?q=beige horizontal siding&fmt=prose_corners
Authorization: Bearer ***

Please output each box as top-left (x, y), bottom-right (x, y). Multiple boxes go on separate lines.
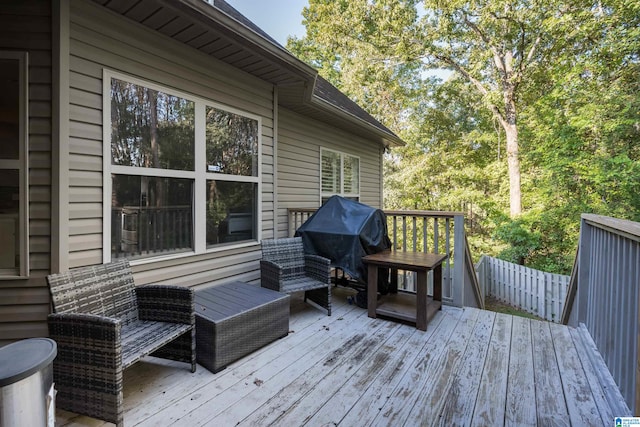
top-left (0, 0), bottom-right (53, 344)
top-left (276, 108), bottom-right (383, 237)
top-left (65, 1), bottom-right (274, 288)
top-left (132, 247), bottom-right (262, 288)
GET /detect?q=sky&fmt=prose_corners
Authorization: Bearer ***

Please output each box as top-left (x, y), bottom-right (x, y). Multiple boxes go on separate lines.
top-left (224, 0), bottom-right (451, 81)
top-left (225, 0), bottom-right (309, 46)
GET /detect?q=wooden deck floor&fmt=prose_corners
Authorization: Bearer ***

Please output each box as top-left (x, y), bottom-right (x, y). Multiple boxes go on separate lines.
top-left (57, 286), bottom-right (629, 426)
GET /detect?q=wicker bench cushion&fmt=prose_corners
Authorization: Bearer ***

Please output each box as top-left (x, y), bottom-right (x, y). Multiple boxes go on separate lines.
top-left (121, 321), bottom-right (193, 368)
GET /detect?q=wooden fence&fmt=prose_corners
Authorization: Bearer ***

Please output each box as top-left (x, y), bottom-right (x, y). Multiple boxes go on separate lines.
top-left (476, 255), bottom-right (570, 323)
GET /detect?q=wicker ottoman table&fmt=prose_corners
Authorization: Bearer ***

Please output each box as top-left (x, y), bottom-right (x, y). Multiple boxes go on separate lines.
top-left (195, 281), bottom-right (290, 373)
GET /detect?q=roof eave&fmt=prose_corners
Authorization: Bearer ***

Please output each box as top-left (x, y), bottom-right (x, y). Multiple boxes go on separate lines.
top-left (172, 1), bottom-right (404, 147)
top-left (175, 0), bottom-right (318, 82)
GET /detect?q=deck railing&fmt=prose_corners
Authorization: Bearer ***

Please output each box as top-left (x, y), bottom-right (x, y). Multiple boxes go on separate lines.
top-left (562, 214), bottom-right (640, 414)
top-left (112, 206), bottom-right (192, 258)
top-left (288, 208), bottom-right (483, 308)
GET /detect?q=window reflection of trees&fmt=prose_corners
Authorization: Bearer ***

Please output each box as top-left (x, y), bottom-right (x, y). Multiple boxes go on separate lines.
top-left (109, 77), bottom-right (260, 258)
top-left (206, 107), bottom-right (258, 176)
top-left (110, 79), bottom-right (195, 171)
top-left (206, 181), bottom-right (255, 246)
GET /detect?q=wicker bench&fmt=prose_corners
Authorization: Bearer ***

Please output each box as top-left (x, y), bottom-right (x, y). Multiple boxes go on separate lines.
top-left (195, 281), bottom-right (289, 373)
top-left (46, 260), bottom-right (196, 427)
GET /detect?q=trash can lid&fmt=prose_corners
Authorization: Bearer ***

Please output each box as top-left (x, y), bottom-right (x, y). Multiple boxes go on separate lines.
top-left (0, 338), bottom-right (57, 387)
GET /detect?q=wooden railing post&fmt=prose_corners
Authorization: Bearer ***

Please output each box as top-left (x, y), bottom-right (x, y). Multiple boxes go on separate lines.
top-left (576, 217), bottom-right (592, 325)
top-left (452, 214), bottom-right (465, 307)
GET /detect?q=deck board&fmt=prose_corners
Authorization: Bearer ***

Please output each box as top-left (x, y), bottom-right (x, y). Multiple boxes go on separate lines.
top-left (435, 309), bottom-right (495, 426)
top-left (531, 319), bottom-right (571, 426)
top-left (338, 309), bottom-right (455, 427)
top-left (471, 312), bottom-right (512, 426)
top-left (407, 306), bottom-right (481, 426)
top-left (550, 322), bottom-right (602, 426)
top-left (505, 315), bottom-right (537, 426)
top-left (55, 286), bottom-right (631, 427)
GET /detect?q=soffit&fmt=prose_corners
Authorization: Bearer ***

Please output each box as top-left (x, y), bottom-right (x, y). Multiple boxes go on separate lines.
top-left (90, 0), bottom-right (314, 87)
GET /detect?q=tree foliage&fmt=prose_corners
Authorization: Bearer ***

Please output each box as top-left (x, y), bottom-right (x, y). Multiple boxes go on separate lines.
top-left (288, 0), bottom-right (640, 274)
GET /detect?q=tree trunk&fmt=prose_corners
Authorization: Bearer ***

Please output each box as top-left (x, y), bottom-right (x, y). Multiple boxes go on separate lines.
top-left (149, 91), bottom-right (164, 207)
top-left (504, 122), bottom-right (521, 217)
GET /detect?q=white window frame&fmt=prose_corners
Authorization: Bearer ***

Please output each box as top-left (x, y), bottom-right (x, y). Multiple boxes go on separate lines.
top-left (102, 70), bottom-right (262, 263)
top-left (0, 51), bottom-right (29, 278)
top-left (320, 147), bottom-right (360, 202)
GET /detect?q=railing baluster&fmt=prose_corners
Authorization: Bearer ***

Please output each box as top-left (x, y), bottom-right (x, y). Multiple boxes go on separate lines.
top-left (393, 216), bottom-right (397, 250)
top-left (412, 216), bottom-right (417, 252)
top-left (445, 217), bottom-right (451, 294)
top-left (423, 217), bottom-right (427, 253)
top-left (402, 216), bottom-right (407, 252)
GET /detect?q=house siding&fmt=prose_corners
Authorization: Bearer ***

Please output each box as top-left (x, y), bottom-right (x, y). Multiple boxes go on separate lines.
top-left (276, 107), bottom-right (384, 237)
top-left (65, 1), bottom-right (274, 286)
top-left (0, 0), bottom-right (53, 345)
top-left (0, 0), bottom-right (390, 345)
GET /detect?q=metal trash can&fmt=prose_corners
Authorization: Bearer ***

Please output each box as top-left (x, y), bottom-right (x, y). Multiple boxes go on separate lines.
top-left (0, 338), bottom-right (57, 426)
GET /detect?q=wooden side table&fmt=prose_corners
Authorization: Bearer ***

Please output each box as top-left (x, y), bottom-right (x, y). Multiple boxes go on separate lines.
top-left (363, 251), bottom-right (448, 331)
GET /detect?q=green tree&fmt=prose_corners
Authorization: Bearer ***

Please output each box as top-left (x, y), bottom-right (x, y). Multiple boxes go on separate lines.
top-left (290, 0), bottom-right (580, 218)
top-left (289, 0), bottom-right (640, 273)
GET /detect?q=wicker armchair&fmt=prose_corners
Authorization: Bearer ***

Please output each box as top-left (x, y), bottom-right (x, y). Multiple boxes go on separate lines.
top-left (46, 259), bottom-right (196, 427)
top-left (260, 237), bottom-right (332, 316)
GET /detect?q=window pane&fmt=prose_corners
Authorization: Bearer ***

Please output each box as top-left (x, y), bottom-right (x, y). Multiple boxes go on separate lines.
top-left (0, 170), bottom-right (19, 269)
top-left (111, 78), bottom-right (195, 170)
top-left (111, 175), bottom-right (193, 259)
top-left (321, 150), bottom-right (340, 193)
top-left (206, 106), bottom-right (258, 176)
top-left (343, 155), bottom-right (359, 194)
top-left (206, 180), bottom-right (256, 246)
top-left (0, 59), bottom-right (19, 160)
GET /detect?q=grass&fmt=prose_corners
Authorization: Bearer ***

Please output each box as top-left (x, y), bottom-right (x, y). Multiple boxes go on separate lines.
top-left (483, 296), bottom-right (544, 321)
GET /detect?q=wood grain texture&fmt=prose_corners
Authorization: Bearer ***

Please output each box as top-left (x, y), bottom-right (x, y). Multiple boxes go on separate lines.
top-left (531, 319), bottom-right (571, 426)
top-left (471, 312), bottom-right (513, 426)
top-left (505, 315), bottom-right (537, 426)
top-left (54, 287), bottom-right (631, 427)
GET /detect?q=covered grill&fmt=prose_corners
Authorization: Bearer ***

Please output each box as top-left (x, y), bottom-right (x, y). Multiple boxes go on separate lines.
top-left (295, 196), bottom-right (392, 284)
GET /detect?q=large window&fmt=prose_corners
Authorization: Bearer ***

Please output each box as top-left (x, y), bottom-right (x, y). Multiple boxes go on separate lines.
top-left (106, 72), bottom-right (260, 261)
top-left (321, 148), bottom-right (360, 203)
top-left (0, 52), bottom-right (28, 276)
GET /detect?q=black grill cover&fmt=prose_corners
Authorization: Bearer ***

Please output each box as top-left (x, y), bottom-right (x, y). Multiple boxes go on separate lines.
top-left (295, 196), bottom-right (391, 282)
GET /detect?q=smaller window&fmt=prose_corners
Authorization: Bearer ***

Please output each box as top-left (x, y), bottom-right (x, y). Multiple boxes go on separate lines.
top-left (320, 148), bottom-right (360, 203)
top-left (205, 106), bottom-right (258, 176)
top-left (111, 78), bottom-right (195, 170)
top-left (205, 180), bottom-right (257, 247)
top-left (111, 175), bottom-right (193, 260)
